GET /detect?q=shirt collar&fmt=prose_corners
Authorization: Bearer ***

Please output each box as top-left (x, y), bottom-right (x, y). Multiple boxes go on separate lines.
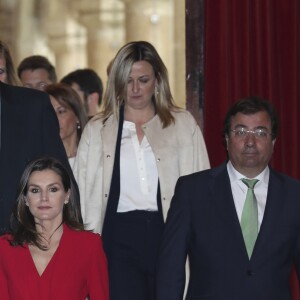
top-left (227, 160), bottom-right (270, 186)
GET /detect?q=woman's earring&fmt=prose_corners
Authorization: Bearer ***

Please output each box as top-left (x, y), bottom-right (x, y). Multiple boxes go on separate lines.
top-left (155, 86), bottom-right (159, 96)
top-left (64, 195), bottom-right (69, 205)
top-left (77, 122), bottom-right (81, 130)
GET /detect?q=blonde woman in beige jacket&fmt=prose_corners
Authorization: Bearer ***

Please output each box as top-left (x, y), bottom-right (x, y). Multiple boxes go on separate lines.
top-left (74, 41), bottom-right (210, 300)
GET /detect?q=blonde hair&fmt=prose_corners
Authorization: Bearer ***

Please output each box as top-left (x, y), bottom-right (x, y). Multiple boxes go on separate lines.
top-left (100, 41), bottom-right (179, 128)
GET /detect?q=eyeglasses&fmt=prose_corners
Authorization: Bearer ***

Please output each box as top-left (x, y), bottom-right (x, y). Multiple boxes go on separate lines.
top-left (230, 127), bottom-right (272, 139)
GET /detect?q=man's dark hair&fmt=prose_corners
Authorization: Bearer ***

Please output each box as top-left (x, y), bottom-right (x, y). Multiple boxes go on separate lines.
top-left (61, 68), bottom-right (103, 106)
top-left (223, 96), bottom-right (279, 140)
top-left (17, 55), bottom-right (57, 83)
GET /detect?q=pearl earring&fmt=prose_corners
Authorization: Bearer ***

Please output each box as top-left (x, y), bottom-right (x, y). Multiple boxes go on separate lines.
top-left (77, 122), bottom-right (81, 130)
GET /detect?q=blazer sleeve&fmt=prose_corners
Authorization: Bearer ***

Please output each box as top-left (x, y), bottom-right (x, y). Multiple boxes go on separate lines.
top-left (74, 119), bottom-right (106, 232)
top-left (74, 121), bottom-right (91, 224)
top-left (156, 177), bottom-right (192, 300)
top-left (87, 234), bottom-right (109, 300)
top-left (193, 123), bottom-right (210, 172)
top-left (293, 229), bottom-right (300, 279)
top-left (0, 240), bottom-right (10, 299)
top-left (175, 111), bottom-right (210, 175)
top-left (0, 266), bottom-right (9, 299)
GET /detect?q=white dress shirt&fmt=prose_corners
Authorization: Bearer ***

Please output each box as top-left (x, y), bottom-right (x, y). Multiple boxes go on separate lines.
top-left (117, 121), bottom-right (159, 212)
top-left (227, 161), bottom-right (269, 230)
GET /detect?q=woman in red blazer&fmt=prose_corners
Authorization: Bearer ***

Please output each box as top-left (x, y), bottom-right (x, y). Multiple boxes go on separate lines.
top-left (0, 157), bottom-right (109, 300)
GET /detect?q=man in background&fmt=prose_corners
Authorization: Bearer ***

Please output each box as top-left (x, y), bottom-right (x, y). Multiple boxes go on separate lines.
top-left (17, 55), bottom-right (57, 91)
top-left (61, 68), bottom-right (103, 118)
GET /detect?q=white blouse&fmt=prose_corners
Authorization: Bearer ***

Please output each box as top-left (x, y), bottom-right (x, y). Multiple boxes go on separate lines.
top-left (117, 121), bottom-right (159, 212)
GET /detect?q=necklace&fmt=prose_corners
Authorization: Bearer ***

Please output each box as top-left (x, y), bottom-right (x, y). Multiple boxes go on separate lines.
top-left (41, 221), bottom-right (63, 246)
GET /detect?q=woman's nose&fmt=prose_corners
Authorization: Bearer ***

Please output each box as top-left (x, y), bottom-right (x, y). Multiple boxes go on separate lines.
top-left (132, 80), bottom-right (139, 93)
top-left (41, 191), bottom-right (48, 201)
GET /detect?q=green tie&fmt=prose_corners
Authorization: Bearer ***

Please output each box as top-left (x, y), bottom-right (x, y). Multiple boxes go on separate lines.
top-left (241, 178), bottom-right (259, 258)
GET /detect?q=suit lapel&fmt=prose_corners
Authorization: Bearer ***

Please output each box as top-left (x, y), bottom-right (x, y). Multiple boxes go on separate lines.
top-left (251, 170), bottom-right (284, 259)
top-left (210, 164), bottom-right (249, 258)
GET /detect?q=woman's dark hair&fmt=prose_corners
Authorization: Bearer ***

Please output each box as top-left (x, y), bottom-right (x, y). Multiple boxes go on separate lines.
top-left (10, 157), bottom-right (84, 250)
top-left (0, 40), bottom-right (18, 85)
top-left (44, 83), bottom-right (88, 143)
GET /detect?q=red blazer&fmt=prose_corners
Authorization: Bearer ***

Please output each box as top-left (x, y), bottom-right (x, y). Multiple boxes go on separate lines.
top-left (0, 224), bottom-right (109, 300)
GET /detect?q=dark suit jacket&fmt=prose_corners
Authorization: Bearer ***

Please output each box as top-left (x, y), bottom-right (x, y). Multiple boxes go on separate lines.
top-left (156, 163), bottom-right (300, 300)
top-left (0, 82), bottom-right (75, 234)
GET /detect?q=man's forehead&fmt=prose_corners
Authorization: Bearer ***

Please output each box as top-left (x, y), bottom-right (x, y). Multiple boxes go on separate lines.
top-left (232, 111), bottom-right (270, 120)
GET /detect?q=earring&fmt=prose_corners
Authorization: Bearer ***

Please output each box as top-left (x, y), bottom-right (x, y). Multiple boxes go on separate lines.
top-left (77, 122), bottom-right (81, 130)
top-left (64, 197), bottom-right (69, 205)
top-left (155, 86), bottom-right (159, 96)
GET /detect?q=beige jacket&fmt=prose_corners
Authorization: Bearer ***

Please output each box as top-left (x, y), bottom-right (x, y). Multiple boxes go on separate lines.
top-left (74, 110), bottom-right (210, 233)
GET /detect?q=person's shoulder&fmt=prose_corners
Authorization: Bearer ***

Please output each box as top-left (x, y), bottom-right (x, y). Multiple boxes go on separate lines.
top-left (170, 109), bottom-right (199, 131)
top-left (82, 114), bottom-right (117, 140)
top-left (1, 81), bottom-right (47, 98)
top-left (271, 169), bottom-right (300, 188)
top-left (179, 163), bottom-right (225, 183)
top-left (65, 226), bottom-right (102, 245)
top-left (0, 234), bottom-right (13, 251)
top-left (1, 82), bottom-right (49, 107)
top-left (171, 109), bottom-right (195, 122)
top-left (86, 113), bottom-right (114, 129)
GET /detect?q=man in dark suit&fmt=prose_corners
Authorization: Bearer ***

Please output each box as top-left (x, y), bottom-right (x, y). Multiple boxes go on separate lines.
top-left (0, 81), bottom-right (76, 235)
top-left (157, 97), bottom-right (300, 299)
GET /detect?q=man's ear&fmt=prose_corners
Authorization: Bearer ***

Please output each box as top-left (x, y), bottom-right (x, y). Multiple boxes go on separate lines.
top-left (87, 92), bottom-right (101, 116)
top-left (225, 135), bottom-right (229, 150)
top-left (87, 92), bottom-right (99, 106)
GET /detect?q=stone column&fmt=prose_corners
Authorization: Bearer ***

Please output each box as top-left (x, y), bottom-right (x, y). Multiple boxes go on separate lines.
top-left (45, 0), bottom-right (87, 80)
top-left (173, 0), bottom-right (185, 108)
top-left (0, 0), bottom-right (18, 61)
top-left (74, 0), bottom-right (125, 85)
top-left (121, 0), bottom-right (176, 102)
top-left (47, 26), bottom-right (87, 80)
